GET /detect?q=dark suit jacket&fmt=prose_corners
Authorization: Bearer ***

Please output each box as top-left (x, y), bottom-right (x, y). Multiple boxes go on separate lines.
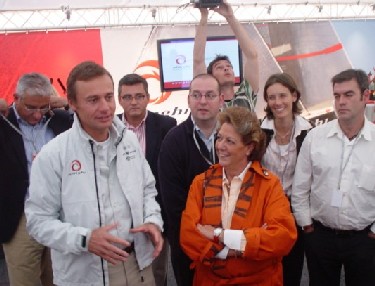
top-left (0, 107), bottom-right (72, 243)
top-left (118, 111), bottom-right (176, 232)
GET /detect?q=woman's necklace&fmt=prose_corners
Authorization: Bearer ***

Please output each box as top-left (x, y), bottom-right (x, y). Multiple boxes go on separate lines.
top-left (275, 122), bottom-right (295, 187)
top-left (275, 130), bottom-right (292, 145)
top-left (275, 122), bottom-right (294, 145)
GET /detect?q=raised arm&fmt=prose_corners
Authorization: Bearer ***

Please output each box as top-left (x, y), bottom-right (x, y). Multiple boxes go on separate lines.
top-left (193, 8), bottom-right (209, 77)
top-left (214, 1), bottom-right (259, 92)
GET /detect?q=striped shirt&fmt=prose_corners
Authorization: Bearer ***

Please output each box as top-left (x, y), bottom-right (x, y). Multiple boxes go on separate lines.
top-left (13, 104), bottom-right (55, 199)
top-left (123, 111), bottom-right (147, 155)
top-left (13, 105), bottom-right (54, 189)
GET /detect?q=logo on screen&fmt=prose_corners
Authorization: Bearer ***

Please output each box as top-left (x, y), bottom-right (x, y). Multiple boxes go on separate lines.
top-left (175, 55), bottom-right (186, 65)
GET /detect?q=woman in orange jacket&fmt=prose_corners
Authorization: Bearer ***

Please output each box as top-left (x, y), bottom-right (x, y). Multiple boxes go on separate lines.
top-left (180, 107), bottom-right (297, 285)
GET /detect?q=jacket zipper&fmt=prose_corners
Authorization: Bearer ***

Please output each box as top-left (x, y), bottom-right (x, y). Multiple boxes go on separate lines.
top-left (89, 140), bottom-right (106, 286)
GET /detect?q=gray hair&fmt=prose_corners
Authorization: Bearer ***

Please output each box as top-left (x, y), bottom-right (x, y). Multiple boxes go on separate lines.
top-left (15, 73), bottom-right (53, 98)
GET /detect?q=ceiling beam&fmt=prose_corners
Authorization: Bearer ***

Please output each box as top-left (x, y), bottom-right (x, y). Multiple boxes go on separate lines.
top-left (0, 3), bottom-right (374, 33)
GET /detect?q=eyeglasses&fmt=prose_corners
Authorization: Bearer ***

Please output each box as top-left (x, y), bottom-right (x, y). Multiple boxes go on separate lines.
top-left (21, 101), bottom-right (50, 113)
top-left (121, 94), bottom-right (146, 102)
top-left (189, 92), bottom-right (218, 101)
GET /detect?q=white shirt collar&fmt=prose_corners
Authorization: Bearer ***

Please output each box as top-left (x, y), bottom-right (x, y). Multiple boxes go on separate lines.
top-left (223, 161), bottom-right (252, 183)
top-left (327, 117), bottom-right (372, 141)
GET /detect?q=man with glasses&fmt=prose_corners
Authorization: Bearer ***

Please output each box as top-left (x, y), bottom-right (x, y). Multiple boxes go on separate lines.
top-left (158, 74), bottom-right (224, 286)
top-left (118, 73), bottom-right (176, 286)
top-left (0, 72), bottom-right (72, 286)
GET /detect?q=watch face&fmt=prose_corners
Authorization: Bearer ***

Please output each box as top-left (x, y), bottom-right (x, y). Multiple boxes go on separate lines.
top-left (214, 228), bottom-right (222, 237)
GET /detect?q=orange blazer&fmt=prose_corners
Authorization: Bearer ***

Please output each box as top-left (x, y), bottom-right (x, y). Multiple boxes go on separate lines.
top-left (180, 162), bottom-right (297, 286)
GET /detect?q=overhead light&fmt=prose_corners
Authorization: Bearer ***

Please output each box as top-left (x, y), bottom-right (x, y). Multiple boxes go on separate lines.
top-left (267, 5), bottom-right (272, 15)
top-left (151, 8), bottom-right (157, 19)
top-left (317, 5), bottom-right (323, 13)
top-left (61, 5), bottom-right (72, 21)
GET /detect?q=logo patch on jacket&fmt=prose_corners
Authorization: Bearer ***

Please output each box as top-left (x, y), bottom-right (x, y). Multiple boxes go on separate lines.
top-left (122, 145), bottom-right (137, 161)
top-left (69, 160), bottom-right (86, 176)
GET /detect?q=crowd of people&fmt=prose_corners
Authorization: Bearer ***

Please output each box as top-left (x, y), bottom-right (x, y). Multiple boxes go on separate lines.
top-left (1, 1), bottom-right (375, 286)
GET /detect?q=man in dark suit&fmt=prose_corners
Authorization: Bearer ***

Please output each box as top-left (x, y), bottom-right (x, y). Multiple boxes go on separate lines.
top-left (117, 73), bottom-right (176, 286)
top-left (0, 72), bottom-right (72, 285)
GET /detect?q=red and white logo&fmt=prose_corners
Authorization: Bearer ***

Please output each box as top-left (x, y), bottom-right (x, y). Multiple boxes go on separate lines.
top-left (71, 160), bottom-right (82, 172)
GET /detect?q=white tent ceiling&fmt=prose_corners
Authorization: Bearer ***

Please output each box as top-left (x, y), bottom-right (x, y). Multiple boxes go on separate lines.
top-left (1, 1), bottom-right (375, 32)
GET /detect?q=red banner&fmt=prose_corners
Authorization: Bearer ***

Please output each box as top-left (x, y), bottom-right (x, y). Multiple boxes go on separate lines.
top-left (0, 30), bottom-right (103, 103)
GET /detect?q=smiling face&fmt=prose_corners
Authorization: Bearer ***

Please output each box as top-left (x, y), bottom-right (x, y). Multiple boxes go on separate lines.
top-left (69, 74), bottom-right (115, 142)
top-left (334, 78), bottom-right (367, 124)
top-left (265, 83), bottom-right (297, 120)
top-left (216, 122), bottom-right (253, 176)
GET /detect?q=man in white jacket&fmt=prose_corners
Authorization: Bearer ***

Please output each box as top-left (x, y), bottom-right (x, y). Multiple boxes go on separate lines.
top-left (25, 61), bottom-right (163, 286)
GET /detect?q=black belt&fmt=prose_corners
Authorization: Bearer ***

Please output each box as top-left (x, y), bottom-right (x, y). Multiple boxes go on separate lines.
top-left (313, 220), bottom-right (370, 236)
top-left (123, 242), bottom-right (134, 254)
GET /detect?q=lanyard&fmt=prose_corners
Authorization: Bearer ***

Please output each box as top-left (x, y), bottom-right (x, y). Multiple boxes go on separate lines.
top-left (337, 131), bottom-right (361, 190)
top-left (192, 128), bottom-right (216, 166)
top-left (276, 123), bottom-right (295, 188)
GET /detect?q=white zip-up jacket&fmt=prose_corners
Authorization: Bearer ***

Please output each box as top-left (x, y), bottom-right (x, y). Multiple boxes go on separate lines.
top-left (25, 115), bottom-right (163, 286)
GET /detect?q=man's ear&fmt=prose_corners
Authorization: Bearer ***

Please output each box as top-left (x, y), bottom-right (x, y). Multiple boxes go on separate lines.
top-left (68, 99), bottom-right (76, 112)
top-left (219, 92), bottom-right (225, 108)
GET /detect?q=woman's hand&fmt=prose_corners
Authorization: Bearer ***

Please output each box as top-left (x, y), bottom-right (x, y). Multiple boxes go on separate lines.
top-left (197, 224), bottom-right (215, 240)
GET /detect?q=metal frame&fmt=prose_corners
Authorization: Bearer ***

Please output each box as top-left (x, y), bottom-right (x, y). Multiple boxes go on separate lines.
top-left (0, 2), bottom-right (375, 33)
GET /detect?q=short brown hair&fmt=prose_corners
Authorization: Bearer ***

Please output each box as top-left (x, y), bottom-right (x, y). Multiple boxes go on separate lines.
top-left (118, 73), bottom-right (148, 97)
top-left (67, 61), bottom-right (113, 102)
top-left (263, 73), bottom-right (302, 119)
top-left (331, 69), bottom-right (368, 95)
top-left (217, 106), bottom-right (266, 161)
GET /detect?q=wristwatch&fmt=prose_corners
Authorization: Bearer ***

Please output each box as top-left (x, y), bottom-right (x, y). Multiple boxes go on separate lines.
top-left (213, 227), bottom-right (223, 243)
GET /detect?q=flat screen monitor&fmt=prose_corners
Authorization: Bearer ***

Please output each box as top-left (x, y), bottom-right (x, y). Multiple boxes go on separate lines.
top-left (157, 36), bottom-right (243, 91)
